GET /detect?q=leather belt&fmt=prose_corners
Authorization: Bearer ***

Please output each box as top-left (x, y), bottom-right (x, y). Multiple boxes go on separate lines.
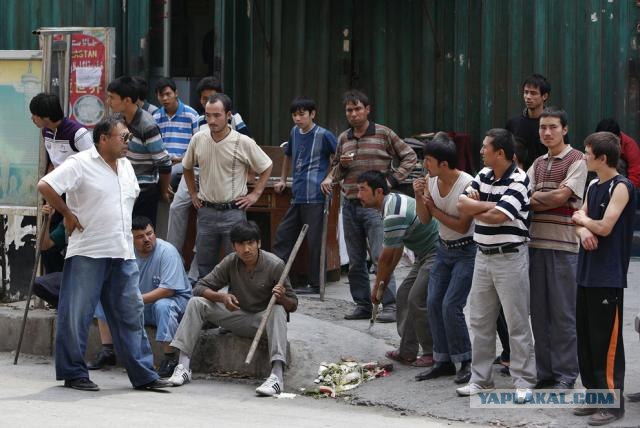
top-left (478, 242), bottom-right (524, 255)
top-left (201, 200), bottom-right (239, 210)
top-left (440, 237), bottom-right (475, 249)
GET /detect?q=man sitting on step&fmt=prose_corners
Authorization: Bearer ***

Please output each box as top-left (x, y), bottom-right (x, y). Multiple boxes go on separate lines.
top-left (167, 220), bottom-right (298, 397)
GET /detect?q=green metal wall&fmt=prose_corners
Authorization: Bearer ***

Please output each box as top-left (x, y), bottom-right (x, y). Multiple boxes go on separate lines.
top-left (223, 0), bottom-right (640, 167)
top-left (0, 0), bottom-right (150, 76)
top-left (2, 0), bottom-right (639, 162)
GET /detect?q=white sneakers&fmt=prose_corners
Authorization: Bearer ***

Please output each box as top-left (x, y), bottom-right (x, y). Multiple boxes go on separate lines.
top-left (456, 383), bottom-right (533, 404)
top-left (168, 364), bottom-right (192, 386)
top-left (255, 374), bottom-right (282, 397)
top-left (456, 382), bottom-right (495, 396)
top-left (515, 388), bottom-right (533, 404)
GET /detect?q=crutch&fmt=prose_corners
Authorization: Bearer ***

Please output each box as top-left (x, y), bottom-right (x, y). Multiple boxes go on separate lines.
top-left (245, 224), bottom-right (309, 365)
top-left (14, 212), bottom-right (50, 364)
top-left (319, 192), bottom-right (331, 301)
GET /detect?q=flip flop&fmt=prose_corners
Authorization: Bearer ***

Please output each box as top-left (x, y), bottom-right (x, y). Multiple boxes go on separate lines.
top-left (385, 350), bottom-right (416, 365)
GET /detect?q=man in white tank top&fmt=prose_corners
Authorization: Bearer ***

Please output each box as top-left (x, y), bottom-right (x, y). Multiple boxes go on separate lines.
top-left (413, 133), bottom-right (475, 385)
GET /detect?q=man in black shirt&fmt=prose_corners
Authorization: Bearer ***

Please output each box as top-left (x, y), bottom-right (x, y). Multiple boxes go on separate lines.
top-left (505, 74), bottom-right (550, 170)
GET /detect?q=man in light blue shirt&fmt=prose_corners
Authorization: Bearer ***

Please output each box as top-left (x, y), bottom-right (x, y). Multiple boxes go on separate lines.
top-left (89, 216), bottom-right (192, 378)
top-left (152, 77), bottom-right (199, 189)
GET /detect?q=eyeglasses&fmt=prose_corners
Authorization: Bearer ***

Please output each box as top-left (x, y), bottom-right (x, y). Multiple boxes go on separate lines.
top-left (116, 132), bottom-right (133, 142)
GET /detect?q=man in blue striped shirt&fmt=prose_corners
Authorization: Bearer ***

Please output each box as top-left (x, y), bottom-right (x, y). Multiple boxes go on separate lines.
top-left (152, 77), bottom-right (199, 189)
top-left (107, 76), bottom-right (172, 227)
top-left (455, 128), bottom-right (536, 403)
top-left (272, 97), bottom-right (337, 294)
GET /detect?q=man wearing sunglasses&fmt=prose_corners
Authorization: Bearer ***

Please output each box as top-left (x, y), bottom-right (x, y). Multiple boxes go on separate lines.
top-left (37, 116), bottom-right (169, 392)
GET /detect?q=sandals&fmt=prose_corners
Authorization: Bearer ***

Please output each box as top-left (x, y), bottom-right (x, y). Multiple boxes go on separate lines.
top-left (385, 350), bottom-right (416, 365)
top-left (411, 354), bottom-right (434, 367)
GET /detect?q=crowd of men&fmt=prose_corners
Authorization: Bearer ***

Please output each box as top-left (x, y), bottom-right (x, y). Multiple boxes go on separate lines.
top-left (28, 72), bottom-right (638, 425)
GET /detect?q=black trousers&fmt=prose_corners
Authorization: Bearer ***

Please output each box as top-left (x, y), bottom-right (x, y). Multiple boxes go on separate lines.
top-left (272, 202), bottom-right (324, 287)
top-left (577, 286), bottom-right (625, 413)
top-left (133, 184), bottom-right (160, 227)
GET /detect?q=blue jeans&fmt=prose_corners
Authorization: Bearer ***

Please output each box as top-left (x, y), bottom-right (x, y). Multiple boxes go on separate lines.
top-left (427, 243), bottom-right (475, 363)
top-left (342, 198), bottom-right (396, 309)
top-left (55, 256), bottom-right (158, 387)
top-left (96, 296), bottom-right (188, 343)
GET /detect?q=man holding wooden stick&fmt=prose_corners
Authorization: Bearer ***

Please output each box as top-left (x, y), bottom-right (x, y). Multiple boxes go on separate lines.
top-left (167, 220), bottom-right (297, 396)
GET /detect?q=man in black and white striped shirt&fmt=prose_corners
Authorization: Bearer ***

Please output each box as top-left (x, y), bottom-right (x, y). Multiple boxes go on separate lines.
top-left (455, 128), bottom-right (537, 403)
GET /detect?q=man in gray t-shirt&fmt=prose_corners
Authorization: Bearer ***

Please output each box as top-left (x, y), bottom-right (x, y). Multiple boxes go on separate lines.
top-left (168, 221), bottom-right (297, 397)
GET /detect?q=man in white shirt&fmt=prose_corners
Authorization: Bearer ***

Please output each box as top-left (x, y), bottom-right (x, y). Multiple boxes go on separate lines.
top-left (37, 115), bottom-right (169, 392)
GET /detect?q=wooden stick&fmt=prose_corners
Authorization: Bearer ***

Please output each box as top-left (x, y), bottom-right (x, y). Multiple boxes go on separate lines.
top-left (245, 224), bottom-right (309, 365)
top-left (319, 193), bottom-right (331, 301)
top-left (14, 212), bottom-right (50, 365)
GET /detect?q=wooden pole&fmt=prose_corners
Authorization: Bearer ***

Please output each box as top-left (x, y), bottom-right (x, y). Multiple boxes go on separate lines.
top-left (319, 193), bottom-right (330, 301)
top-left (245, 224), bottom-right (309, 365)
top-left (14, 212), bottom-right (50, 364)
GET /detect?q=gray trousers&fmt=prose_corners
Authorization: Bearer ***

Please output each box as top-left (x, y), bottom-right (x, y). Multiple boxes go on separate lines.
top-left (529, 248), bottom-right (579, 384)
top-left (171, 297), bottom-right (288, 364)
top-left (195, 207), bottom-right (246, 278)
top-left (167, 175), bottom-right (192, 254)
top-left (396, 251), bottom-right (436, 357)
top-left (469, 248), bottom-right (537, 388)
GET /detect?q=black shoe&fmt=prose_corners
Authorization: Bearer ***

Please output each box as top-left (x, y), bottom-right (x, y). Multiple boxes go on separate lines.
top-left (87, 349), bottom-right (116, 370)
top-left (627, 391), bottom-right (640, 402)
top-left (499, 365), bottom-right (510, 376)
top-left (454, 361), bottom-right (472, 384)
top-left (552, 380), bottom-right (574, 390)
top-left (415, 361), bottom-right (456, 381)
top-left (573, 407), bottom-right (598, 416)
top-left (587, 409), bottom-right (623, 426)
top-left (64, 377), bottom-right (100, 391)
top-left (157, 358), bottom-right (178, 378)
top-left (344, 307), bottom-right (372, 320)
top-left (134, 378), bottom-right (173, 391)
top-left (294, 285), bottom-right (320, 295)
top-left (535, 379), bottom-right (555, 389)
top-left (376, 306), bottom-right (396, 323)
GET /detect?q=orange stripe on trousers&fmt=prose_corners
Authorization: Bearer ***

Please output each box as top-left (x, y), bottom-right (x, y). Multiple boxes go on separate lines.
top-left (606, 306), bottom-right (620, 391)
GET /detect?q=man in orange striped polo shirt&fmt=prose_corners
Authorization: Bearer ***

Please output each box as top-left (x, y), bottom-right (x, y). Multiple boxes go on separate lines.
top-left (527, 108), bottom-right (587, 390)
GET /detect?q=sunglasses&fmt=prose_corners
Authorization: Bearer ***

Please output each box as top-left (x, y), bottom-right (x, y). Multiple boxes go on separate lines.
top-left (117, 132), bottom-right (133, 142)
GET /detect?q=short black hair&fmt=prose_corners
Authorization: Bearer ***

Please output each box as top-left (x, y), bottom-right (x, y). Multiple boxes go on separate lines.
top-left (92, 115), bottom-right (126, 145)
top-left (230, 220), bottom-right (261, 243)
top-left (356, 170), bottom-right (389, 195)
top-left (289, 96), bottom-right (316, 114)
top-left (107, 76), bottom-right (139, 103)
top-left (423, 132), bottom-right (458, 169)
top-left (207, 93), bottom-right (232, 113)
top-left (155, 77), bottom-right (177, 95)
top-left (485, 128), bottom-right (516, 160)
top-left (595, 118), bottom-right (621, 137)
top-left (29, 92), bottom-right (64, 122)
top-left (132, 216), bottom-right (153, 231)
top-left (522, 73), bottom-right (551, 96)
top-left (342, 89), bottom-right (369, 107)
top-left (513, 139), bottom-right (528, 167)
top-left (131, 76), bottom-right (149, 102)
top-left (585, 132), bottom-right (620, 168)
top-left (540, 107), bottom-right (568, 128)
top-left (196, 76), bottom-right (223, 96)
